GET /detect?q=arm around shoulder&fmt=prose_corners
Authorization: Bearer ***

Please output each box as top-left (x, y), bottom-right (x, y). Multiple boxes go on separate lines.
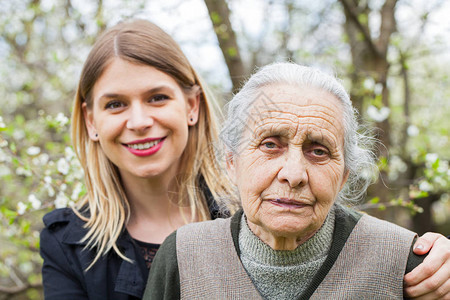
top-left (405, 237), bottom-right (427, 274)
top-left (143, 231), bottom-right (180, 300)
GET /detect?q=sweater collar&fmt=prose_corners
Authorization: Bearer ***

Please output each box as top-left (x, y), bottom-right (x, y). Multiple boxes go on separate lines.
top-left (239, 207), bottom-right (335, 266)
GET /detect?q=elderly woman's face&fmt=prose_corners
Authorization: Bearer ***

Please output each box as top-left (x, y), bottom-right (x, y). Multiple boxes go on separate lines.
top-left (228, 84), bottom-right (348, 250)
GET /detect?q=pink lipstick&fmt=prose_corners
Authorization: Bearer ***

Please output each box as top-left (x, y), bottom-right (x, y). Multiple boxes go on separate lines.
top-left (124, 137), bottom-right (165, 157)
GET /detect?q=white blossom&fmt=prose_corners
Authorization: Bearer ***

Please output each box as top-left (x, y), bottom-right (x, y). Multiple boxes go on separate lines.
top-left (71, 182), bottom-right (83, 200)
top-left (390, 155), bottom-right (407, 172)
top-left (0, 148), bottom-right (10, 162)
top-left (407, 125), bottom-right (419, 137)
top-left (0, 116), bottom-right (5, 128)
top-left (46, 184), bottom-right (55, 197)
top-left (55, 112), bottom-right (69, 126)
top-left (44, 176), bottom-right (52, 184)
top-left (19, 262), bottom-right (33, 273)
top-left (17, 201), bottom-right (27, 215)
top-left (388, 155), bottom-right (407, 180)
top-left (5, 227), bottom-right (17, 237)
top-left (26, 146), bottom-right (41, 156)
top-left (57, 158), bottom-right (70, 175)
top-left (425, 153), bottom-right (438, 164)
top-left (54, 192), bottom-right (68, 208)
top-left (32, 153), bottom-right (49, 166)
top-left (374, 83), bottom-right (383, 95)
top-left (0, 139), bottom-right (8, 147)
top-left (16, 167), bottom-right (32, 177)
top-left (437, 160), bottom-right (448, 173)
top-left (28, 194), bottom-right (41, 209)
top-left (13, 129), bottom-right (25, 140)
top-left (419, 181), bottom-right (433, 192)
top-left (434, 176), bottom-right (447, 187)
top-left (0, 165), bottom-right (11, 177)
top-left (367, 105), bottom-right (390, 122)
top-left (65, 146), bottom-right (75, 160)
top-left (363, 78), bottom-right (375, 90)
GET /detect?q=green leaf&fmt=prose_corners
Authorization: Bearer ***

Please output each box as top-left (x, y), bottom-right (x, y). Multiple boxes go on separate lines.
top-left (210, 12), bottom-right (222, 24)
top-left (431, 158), bottom-right (440, 170)
top-left (15, 114), bottom-right (25, 125)
top-left (370, 197), bottom-right (380, 204)
top-left (1, 207), bottom-right (17, 218)
top-left (227, 47), bottom-right (237, 58)
top-left (357, 13), bottom-right (368, 25)
top-left (416, 191), bottom-right (429, 199)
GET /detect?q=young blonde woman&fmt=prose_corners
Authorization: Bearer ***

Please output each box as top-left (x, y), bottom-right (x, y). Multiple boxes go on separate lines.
top-left (39, 19), bottom-right (235, 299)
top-left (40, 19), bottom-right (449, 299)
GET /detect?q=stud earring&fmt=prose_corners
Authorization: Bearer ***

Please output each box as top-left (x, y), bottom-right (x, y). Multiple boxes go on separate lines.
top-left (95, 133), bottom-right (98, 137)
top-left (190, 118), bottom-right (193, 122)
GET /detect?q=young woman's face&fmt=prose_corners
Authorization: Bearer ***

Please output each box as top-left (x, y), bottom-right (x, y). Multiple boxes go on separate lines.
top-left (83, 58), bottom-right (199, 182)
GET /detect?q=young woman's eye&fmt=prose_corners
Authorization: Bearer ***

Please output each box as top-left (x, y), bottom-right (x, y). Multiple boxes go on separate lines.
top-left (105, 101), bottom-right (124, 110)
top-left (149, 94), bottom-right (169, 102)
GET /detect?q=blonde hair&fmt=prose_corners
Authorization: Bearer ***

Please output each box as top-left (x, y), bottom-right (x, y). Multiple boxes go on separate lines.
top-left (71, 19), bottom-right (234, 268)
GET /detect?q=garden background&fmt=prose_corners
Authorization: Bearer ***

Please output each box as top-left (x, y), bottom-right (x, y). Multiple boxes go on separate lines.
top-left (0, 0), bottom-right (449, 298)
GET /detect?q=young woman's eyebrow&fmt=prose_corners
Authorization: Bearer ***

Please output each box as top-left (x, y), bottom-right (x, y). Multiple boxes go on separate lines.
top-left (98, 85), bottom-right (175, 101)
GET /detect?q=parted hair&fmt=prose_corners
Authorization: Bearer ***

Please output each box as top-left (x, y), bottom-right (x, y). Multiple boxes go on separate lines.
top-left (71, 19), bottom-right (232, 268)
top-left (220, 62), bottom-right (377, 204)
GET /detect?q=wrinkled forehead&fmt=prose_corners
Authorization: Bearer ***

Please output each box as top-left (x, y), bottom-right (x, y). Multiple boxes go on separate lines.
top-left (245, 83), bottom-right (345, 137)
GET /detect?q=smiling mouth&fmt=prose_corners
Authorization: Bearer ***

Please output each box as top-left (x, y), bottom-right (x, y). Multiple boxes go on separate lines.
top-left (269, 198), bottom-right (308, 209)
top-left (126, 138), bottom-right (164, 150)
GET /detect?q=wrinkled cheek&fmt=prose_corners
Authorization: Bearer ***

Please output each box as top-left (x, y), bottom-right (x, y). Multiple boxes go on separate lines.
top-left (242, 195), bottom-right (262, 221)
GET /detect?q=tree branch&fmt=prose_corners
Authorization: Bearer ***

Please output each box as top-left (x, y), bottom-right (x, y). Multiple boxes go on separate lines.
top-left (339, 0), bottom-right (381, 58)
top-left (0, 282), bottom-right (42, 295)
top-left (377, 0), bottom-right (398, 55)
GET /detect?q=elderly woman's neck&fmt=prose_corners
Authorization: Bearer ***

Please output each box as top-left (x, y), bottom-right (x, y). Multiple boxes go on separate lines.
top-left (247, 221), bottom-right (319, 250)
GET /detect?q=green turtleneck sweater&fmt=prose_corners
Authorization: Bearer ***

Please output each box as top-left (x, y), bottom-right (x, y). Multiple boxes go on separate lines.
top-left (239, 208), bottom-right (335, 300)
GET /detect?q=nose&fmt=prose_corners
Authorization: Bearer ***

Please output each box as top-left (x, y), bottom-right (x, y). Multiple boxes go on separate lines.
top-left (126, 103), bottom-right (153, 131)
top-left (277, 149), bottom-right (308, 188)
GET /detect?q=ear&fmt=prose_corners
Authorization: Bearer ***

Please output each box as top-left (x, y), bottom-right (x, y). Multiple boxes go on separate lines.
top-left (225, 151), bottom-right (237, 184)
top-left (186, 91), bottom-right (201, 126)
top-left (82, 103), bottom-right (99, 141)
top-left (340, 169), bottom-right (350, 190)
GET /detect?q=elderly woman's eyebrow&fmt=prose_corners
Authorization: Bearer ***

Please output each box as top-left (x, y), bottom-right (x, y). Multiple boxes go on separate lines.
top-left (253, 122), bottom-right (294, 138)
top-left (306, 131), bottom-right (338, 149)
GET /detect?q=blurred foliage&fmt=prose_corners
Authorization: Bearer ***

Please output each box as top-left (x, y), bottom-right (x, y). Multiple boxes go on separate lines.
top-left (0, 0), bottom-right (449, 298)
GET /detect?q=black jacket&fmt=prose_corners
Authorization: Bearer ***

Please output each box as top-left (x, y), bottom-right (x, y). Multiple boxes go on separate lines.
top-left (40, 208), bottom-right (148, 299)
top-left (40, 190), bottom-right (225, 299)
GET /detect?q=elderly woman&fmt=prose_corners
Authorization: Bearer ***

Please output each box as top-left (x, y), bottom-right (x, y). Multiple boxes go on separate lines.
top-left (144, 63), bottom-right (449, 299)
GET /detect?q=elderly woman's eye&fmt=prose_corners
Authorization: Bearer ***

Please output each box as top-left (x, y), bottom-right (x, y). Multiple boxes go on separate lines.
top-left (263, 142), bottom-right (277, 149)
top-left (313, 148), bottom-right (327, 156)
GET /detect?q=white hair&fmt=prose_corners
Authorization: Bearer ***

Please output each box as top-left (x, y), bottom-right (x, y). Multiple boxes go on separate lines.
top-left (220, 62), bottom-right (377, 204)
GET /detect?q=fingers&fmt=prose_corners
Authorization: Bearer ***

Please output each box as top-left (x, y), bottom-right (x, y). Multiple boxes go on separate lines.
top-left (406, 236), bottom-right (449, 286)
top-left (404, 278), bottom-right (450, 300)
top-left (413, 233), bottom-right (445, 256)
top-left (404, 236), bottom-right (450, 299)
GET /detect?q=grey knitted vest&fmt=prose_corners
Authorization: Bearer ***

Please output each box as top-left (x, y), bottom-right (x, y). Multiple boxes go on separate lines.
top-left (176, 209), bottom-right (416, 300)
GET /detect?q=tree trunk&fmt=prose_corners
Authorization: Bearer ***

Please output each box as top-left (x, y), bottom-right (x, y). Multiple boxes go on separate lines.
top-left (204, 0), bottom-right (247, 93)
top-left (339, 0), bottom-right (398, 219)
